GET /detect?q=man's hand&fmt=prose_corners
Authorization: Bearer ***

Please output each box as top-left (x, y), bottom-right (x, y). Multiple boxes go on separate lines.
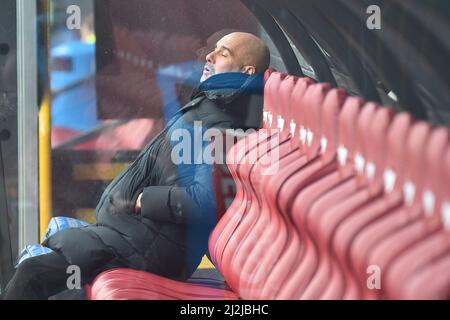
top-left (135, 193), bottom-right (143, 214)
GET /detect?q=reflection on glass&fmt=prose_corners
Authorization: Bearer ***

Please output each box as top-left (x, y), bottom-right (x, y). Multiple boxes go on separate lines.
top-left (50, 0), bottom-right (260, 223)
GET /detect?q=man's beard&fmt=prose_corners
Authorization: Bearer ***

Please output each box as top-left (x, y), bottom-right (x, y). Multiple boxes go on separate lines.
top-left (200, 63), bottom-right (215, 82)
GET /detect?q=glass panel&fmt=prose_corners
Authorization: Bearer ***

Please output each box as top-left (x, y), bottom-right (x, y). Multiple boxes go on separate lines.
top-left (4, 0), bottom-right (283, 299)
top-left (0, 0), bottom-right (18, 291)
top-left (49, 0), bottom-right (271, 224)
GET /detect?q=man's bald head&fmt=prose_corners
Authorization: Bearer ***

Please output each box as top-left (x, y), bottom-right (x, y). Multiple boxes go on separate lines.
top-left (201, 32), bottom-right (270, 82)
top-left (222, 32), bottom-right (271, 73)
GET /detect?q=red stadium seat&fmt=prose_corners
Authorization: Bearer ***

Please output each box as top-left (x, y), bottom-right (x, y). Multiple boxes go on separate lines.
top-left (400, 146), bottom-right (450, 299)
top-left (214, 74), bottom-right (293, 291)
top-left (290, 77), bottom-right (315, 150)
top-left (276, 75), bottom-right (297, 140)
top-left (235, 85), bottom-right (334, 299)
top-left (363, 122), bottom-right (433, 298)
top-left (291, 102), bottom-right (378, 299)
top-left (264, 68), bottom-right (275, 82)
top-left (208, 71), bottom-right (284, 268)
top-left (383, 127), bottom-right (448, 299)
top-left (315, 107), bottom-right (394, 299)
top-left (217, 76), bottom-right (315, 298)
top-left (262, 72), bottom-right (285, 129)
top-left (258, 87), bottom-right (347, 299)
top-left (343, 112), bottom-right (414, 299)
top-left (281, 96), bottom-right (363, 300)
top-left (86, 268), bottom-right (237, 300)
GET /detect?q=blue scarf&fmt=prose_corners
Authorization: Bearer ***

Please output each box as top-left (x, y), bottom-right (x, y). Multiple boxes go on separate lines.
top-left (192, 72), bottom-right (264, 103)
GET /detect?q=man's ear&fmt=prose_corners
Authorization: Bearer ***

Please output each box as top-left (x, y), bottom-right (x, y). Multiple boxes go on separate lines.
top-left (241, 65), bottom-right (256, 75)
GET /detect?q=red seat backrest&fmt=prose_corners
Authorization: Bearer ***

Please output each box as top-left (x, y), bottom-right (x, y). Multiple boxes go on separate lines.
top-left (264, 68), bottom-right (275, 82)
top-left (263, 72), bottom-right (284, 129)
top-left (277, 76), bottom-right (297, 136)
top-left (298, 83), bottom-right (331, 158)
top-left (421, 127), bottom-right (449, 217)
top-left (365, 107), bottom-right (395, 195)
top-left (403, 122), bottom-right (433, 210)
top-left (289, 77), bottom-right (315, 149)
top-left (320, 88), bottom-right (348, 163)
top-left (442, 147), bottom-right (450, 227)
top-left (336, 97), bottom-right (365, 175)
top-left (383, 113), bottom-right (414, 194)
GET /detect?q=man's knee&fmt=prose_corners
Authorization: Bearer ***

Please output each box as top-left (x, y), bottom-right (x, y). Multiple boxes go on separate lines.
top-left (5, 256), bottom-right (45, 296)
top-left (44, 228), bottom-right (117, 275)
top-left (4, 252), bottom-right (71, 300)
top-left (14, 253), bottom-right (65, 280)
top-left (15, 256), bottom-right (41, 280)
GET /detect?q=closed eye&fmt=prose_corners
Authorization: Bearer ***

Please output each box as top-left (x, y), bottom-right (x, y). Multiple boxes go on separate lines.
top-left (215, 44), bottom-right (233, 57)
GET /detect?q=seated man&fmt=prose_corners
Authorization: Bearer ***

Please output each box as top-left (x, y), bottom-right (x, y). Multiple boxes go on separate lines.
top-left (3, 32), bottom-right (270, 300)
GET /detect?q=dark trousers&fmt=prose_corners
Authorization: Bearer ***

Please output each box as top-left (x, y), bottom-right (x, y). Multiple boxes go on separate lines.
top-left (4, 251), bottom-right (75, 300)
top-left (2, 225), bottom-right (136, 300)
top-left (3, 249), bottom-right (123, 300)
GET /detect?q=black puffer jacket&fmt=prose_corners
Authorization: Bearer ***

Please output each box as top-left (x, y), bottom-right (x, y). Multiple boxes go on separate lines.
top-left (44, 72), bottom-right (263, 280)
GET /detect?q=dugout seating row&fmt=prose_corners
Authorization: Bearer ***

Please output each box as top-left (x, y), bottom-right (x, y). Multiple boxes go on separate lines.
top-left (86, 69), bottom-right (450, 300)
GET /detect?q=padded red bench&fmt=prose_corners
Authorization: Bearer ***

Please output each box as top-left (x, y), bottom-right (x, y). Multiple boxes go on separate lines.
top-left (87, 70), bottom-right (450, 300)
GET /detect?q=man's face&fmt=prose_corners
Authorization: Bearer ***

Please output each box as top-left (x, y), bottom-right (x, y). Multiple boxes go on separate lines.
top-left (201, 34), bottom-right (245, 82)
